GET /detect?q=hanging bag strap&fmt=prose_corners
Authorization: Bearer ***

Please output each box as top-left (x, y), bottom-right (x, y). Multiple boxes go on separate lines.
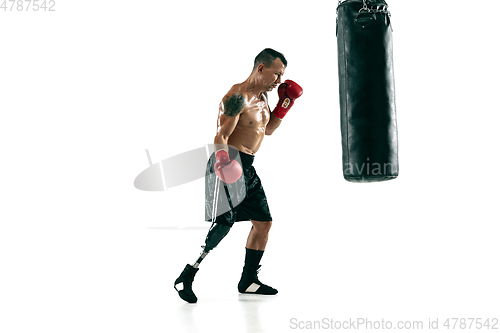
top-left (337, 0), bottom-right (392, 35)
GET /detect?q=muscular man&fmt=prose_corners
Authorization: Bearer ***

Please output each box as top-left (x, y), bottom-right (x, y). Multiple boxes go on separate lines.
top-left (174, 48), bottom-right (303, 303)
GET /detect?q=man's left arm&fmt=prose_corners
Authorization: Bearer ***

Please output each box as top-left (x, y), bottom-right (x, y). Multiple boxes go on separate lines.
top-left (265, 92), bottom-right (282, 135)
top-left (265, 80), bottom-right (303, 136)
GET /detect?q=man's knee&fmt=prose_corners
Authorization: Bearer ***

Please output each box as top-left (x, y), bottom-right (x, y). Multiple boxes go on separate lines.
top-left (252, 220), bottom-right (272, 233)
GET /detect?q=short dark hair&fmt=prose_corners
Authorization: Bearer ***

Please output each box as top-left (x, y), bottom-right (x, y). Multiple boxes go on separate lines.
top-left (253, 48), bottom-right (287, 70)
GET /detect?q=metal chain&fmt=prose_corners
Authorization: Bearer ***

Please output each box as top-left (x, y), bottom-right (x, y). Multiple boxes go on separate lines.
top-left (359, 0), bottom-right (391, 17)
top-left (338, 0), bottom-right (390, 16)
top-left (337, 0), bottom-right (391, 28)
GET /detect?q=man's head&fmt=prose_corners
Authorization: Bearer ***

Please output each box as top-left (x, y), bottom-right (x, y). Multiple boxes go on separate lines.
top-left (253, 48), bottom-right (287, 91)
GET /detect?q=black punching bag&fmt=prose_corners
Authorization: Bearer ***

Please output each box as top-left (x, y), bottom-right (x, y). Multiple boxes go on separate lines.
top-left (336, 0), bottom-right (398, 182)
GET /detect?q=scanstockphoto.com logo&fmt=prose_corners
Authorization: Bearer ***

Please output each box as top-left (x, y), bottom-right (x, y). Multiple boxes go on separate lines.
top-left (290, 317), bottom-right (424, 330)
top-left (290, 317), bottom-right (500, 331)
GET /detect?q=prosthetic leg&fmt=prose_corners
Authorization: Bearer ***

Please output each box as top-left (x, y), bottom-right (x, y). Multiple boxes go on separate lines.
top-left (193, 222), bottom-right (232, 267)
top-left (173, 223), bottom-right (232, 303)
top-left (174, 177), bottom-right (234, 303)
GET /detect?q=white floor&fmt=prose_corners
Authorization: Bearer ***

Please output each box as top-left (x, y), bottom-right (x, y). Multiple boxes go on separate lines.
top-left (128, 219), bottom-right (500, 333)
top-left (2, 202), bottom-right (499, 333)
top-left (2, 149), bottom-right (499, 333)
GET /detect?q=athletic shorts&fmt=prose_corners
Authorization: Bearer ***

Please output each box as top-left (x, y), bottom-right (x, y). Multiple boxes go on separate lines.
top-left (205, 148), bottom-right (272, 225)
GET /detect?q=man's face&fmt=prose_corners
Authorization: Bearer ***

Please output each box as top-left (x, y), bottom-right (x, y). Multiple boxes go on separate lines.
top-left (260, 58), bottom-right (286, 91)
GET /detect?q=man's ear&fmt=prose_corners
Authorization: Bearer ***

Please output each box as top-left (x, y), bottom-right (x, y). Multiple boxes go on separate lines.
top-left (257, 63), bottom-right (265, 74)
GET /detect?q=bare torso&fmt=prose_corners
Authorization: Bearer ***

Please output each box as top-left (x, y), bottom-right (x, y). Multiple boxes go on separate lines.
top-left (216, 83), bottom-right (271, 155)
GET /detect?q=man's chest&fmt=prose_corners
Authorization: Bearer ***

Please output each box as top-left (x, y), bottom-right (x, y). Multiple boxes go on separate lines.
top-left (240, 100), bottom-right (270, 126)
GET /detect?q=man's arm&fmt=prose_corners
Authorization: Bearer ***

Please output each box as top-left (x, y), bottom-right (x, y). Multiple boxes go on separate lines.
top-left (265, 113), bottom-right (282, 136)
top-left (213, 93), bottom-right (245, 183)
top-left (214, 93), bottom-right (245, 152)
top-left (264, 92), bottom-right (282, 136)
top-left (266, 80), bottom-right (303, 135)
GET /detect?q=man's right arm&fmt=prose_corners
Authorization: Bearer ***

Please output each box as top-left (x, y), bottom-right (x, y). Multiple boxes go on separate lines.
top-left (212, 92), bottom-right (246, 183)
top-left (214, 93), bottom-right (246, 152)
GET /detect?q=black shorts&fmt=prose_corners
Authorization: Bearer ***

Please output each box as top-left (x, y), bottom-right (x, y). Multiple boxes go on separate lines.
top-left (205, 148), bottom-right (272, 225)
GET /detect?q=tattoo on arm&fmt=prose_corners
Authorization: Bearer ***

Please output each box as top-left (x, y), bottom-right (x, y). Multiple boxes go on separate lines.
top-left (223, 93), bottom-right (245, 117)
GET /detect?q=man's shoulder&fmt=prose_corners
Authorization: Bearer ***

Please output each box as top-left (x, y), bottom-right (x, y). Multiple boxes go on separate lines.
top-left (221, 85), bottom-right (247, 117)
top-left (222, 84), bottom-right (248, 105)
top-left (224, 83), bottom-right (245, 98)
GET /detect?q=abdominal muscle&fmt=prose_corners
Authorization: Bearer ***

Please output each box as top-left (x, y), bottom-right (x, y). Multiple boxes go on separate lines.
top-left (228, 124), bottom-right (265, 155)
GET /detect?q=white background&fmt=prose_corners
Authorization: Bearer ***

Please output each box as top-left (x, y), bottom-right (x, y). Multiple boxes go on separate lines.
top-left (1, 1), bottom-right (499, 332)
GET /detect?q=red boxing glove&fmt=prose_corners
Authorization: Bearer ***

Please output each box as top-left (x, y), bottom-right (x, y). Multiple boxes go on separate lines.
top-left (214, 149), bottom-right (243, 184)
top-left (272, 79), bottom-right (303, 119)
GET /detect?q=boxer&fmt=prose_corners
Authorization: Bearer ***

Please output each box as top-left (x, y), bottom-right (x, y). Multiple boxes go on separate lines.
top-left (174, 48), bottom-right (303, 303)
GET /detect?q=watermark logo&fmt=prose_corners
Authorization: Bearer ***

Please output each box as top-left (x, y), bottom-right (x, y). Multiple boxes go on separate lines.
top-left (1, 0), bottom-right (56, 11)
top-left (134, 144), bottom-right (245, 227)
top-left (344, 157), bottom-right (398, 177)
top-left (134, 146), bottom-right (210, 191)
top-left (290, 317), bottom-right (423, 330)
top-left (289, 317), bottom-right (500, 331)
